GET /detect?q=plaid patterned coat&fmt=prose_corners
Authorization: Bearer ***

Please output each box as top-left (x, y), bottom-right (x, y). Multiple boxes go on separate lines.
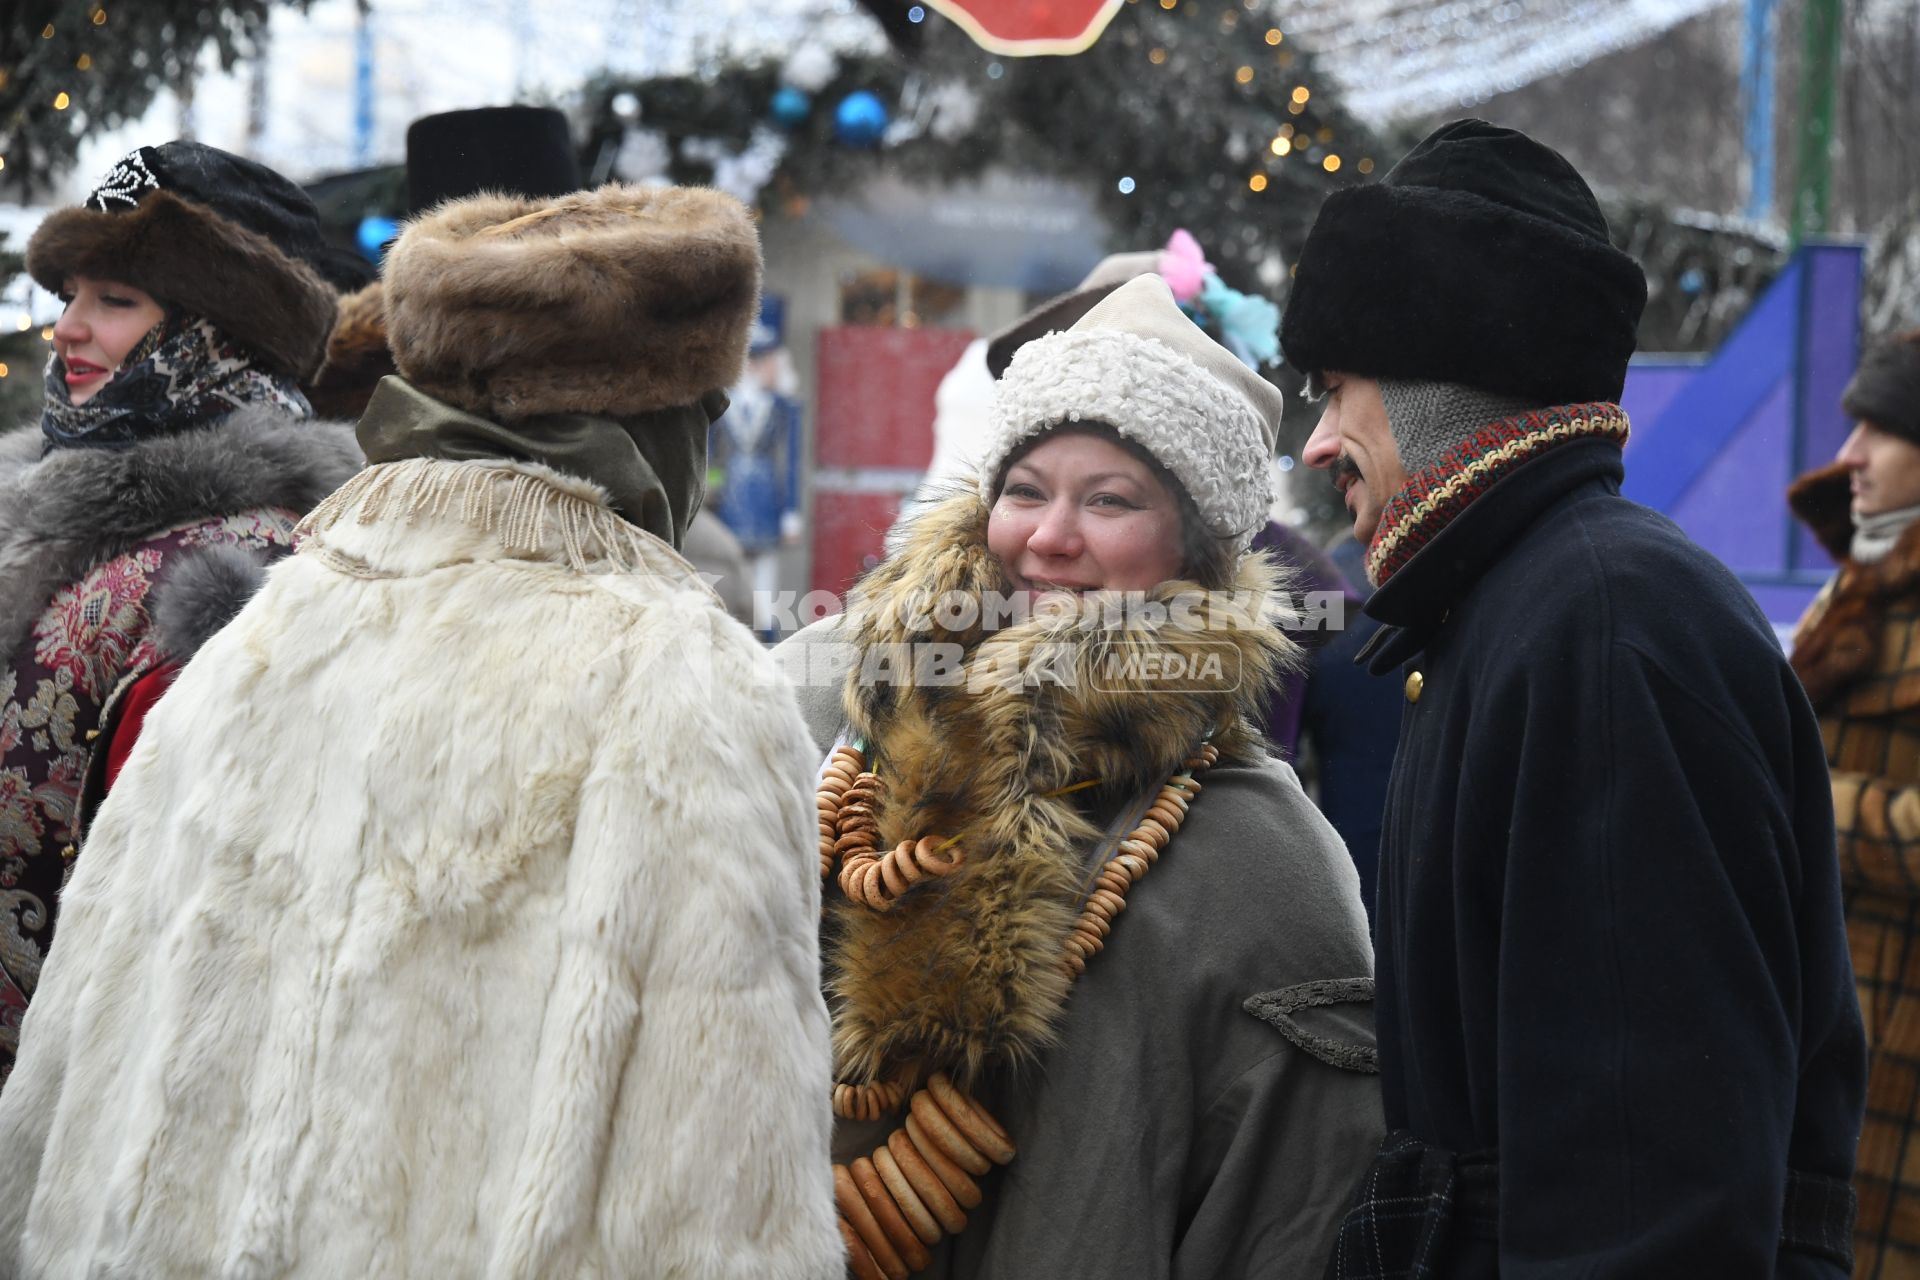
top-left (1793, 463), bottom-right (1920, 1278)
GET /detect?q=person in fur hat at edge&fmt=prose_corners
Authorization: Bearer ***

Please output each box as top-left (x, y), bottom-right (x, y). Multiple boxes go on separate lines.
top-left (0, 142), bottom-right (361, 1089)
top-left (0, 183), bottom-right (841, 1278)
top-left (775, 272), bottom-right (1384, 1278)
top-left (1286, 118), bottom-right (1866, 1277)
top-left (1790, 328), bottom-right (1920, 1276)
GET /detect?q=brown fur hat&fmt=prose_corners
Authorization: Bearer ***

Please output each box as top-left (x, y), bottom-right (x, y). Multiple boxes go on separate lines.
top-left (27, 187), bottom-right (336, 381)
top-left (303, 282), bottom-right (396, 420)
top-left (382, 184), bottom-right (762, 421)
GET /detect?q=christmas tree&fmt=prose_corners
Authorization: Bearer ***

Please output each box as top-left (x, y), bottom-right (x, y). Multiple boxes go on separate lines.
top-left (0, 0), bottom-right (311, 194)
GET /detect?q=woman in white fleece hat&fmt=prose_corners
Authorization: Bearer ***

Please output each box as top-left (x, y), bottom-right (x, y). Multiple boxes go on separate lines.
top-left (778, 273), bottom-right (1381, 1278)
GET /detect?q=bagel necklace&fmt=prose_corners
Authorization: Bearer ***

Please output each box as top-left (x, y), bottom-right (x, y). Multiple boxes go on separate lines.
top-left (815, 736), bottom-right (1219, 1279)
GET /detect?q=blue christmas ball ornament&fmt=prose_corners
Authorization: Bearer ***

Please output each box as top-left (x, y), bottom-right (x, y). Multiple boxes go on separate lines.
top-left (771, 85), bottom-right (811, 129)
top-left (834, 90), bottom-right (890, 147)
top-left (356, 214), bottom-right (399, 262)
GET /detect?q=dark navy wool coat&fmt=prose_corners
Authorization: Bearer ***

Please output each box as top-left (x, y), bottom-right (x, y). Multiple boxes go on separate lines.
top-left (1358, 439), bottom-right (1866, 1277)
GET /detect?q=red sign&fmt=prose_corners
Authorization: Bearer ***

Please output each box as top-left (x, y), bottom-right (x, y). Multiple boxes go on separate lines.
top-left (810, 325), bottom-right (976, 598)
top-left (924, 0), bottom-right (1124, 56)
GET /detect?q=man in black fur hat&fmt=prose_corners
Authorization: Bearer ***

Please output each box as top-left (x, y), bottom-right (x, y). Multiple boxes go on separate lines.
top-left (1287, 119), bottom-right (1866, 1277)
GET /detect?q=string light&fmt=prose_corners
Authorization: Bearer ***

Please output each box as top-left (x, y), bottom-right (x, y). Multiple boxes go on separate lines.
top-left (1287, 100), bottom-right (1305, 115)
top-left (1270, 136), bottom-right (1291, 156)
top-left (1317, 126), bottom-right (1334, 142)
top-left (41, 24), bottom-right (55, 38)
top-left (1290, 86), bottom-right (1311, 104)
top-left (1159, 0), bottom-right (1176, 9)
top-left (1323, 154), bottom-right (1342, 173)
top-left (76, 54), bottom-right (91, 70)
top-left (1358, 158), bottom-right (1376, 175)
top-left (1249, 173), bottom-right (1268, 192)
top-left (0, 364), bottom-right (9, 379)
top-left (1234, 66), bottom-right (1254, 84)
top-left (1265, 28), bottom-right (1283, 45)
top-left (1149, 47), bottom-right (1167, 64)
top-left (1280, 122), bottom-right (1295, 138)
top-left (92, 7), bottom-right (107, 25)
top-left (53, 92), bottom-right (70, 110)
top-left (40, 326), bottom-right (53, 340)
top-left (0, 157), bottom-right (6, 171)
top-left (15, 315), bottom-right (30, 332)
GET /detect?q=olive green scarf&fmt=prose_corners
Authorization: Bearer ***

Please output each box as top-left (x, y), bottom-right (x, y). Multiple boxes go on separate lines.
top-left (354, 376), bottom-right (724, 551)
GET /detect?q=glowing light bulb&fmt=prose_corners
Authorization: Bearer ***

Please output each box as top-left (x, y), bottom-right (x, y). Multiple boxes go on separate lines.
top-left (1249, 173), bottom-right (1269, 192)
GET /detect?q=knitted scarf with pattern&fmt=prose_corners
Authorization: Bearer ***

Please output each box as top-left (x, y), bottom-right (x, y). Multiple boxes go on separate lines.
top-left (41, 312), bottom-right (310, 452)
top-left (1364, 403), bottom-right (1631, 587)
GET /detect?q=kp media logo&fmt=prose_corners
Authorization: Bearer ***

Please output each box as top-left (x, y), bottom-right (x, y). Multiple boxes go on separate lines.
top-left (1090, 640), bottom-right (1244, 693)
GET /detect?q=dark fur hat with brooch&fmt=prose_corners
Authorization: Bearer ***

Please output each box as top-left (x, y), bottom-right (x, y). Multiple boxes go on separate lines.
top-left (25, 142), bottom-right (338, 381)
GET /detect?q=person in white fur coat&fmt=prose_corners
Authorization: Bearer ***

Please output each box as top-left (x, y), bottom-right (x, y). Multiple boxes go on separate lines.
top-left (0, 185), bottom-right (841, 1279)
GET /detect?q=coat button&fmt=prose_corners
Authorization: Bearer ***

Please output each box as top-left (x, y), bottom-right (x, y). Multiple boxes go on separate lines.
top-left (1405, 670), bottom-right (1425, 703)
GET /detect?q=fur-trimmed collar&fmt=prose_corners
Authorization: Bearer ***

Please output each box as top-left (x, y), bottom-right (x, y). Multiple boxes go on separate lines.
top-left (1788, 462), bottom-right (1855, 563)
top-left (828, 493), bottom-right (1298, 1087)
top-left (0, 406), bottom-right (361, 660)
top-left (1789, 462), bottom-right (1920, 710)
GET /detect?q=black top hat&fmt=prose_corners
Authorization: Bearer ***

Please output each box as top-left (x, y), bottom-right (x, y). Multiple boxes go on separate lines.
top-left (405, 106), bottom-right (583, 214)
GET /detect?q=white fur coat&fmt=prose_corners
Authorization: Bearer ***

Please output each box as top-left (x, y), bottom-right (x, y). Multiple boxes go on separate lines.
top-left (0, 458), bottom-right (839, 1279)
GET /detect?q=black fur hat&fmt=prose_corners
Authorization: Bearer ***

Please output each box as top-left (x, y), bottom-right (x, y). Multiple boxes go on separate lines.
top-left (1280, 119), bottom-right (1647, 406)
top-left (1842, 329), bottom-right (1920, 446)
top-left (26, 142), bottom-right (337, 380)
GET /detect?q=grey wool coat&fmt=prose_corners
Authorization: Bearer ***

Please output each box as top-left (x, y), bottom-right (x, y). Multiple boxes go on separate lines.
top-left (777, 613), bottom-right (1384, 1280)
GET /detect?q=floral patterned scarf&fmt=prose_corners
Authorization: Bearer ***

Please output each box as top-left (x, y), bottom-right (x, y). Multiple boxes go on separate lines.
top-left (40, 312), bottom-right (311, 452)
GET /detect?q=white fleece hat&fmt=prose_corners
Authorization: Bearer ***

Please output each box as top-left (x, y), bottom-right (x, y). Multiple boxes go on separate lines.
top-left (978, 274), bottom-right (1283, 550)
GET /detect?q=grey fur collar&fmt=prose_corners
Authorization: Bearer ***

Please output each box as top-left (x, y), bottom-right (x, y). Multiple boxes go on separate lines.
top-left (0, 405), bottom-right (362, 661)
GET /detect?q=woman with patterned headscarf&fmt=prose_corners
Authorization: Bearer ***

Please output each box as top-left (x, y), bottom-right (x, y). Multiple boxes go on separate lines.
top-left (0, 142), bottom-right (360, 1086)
